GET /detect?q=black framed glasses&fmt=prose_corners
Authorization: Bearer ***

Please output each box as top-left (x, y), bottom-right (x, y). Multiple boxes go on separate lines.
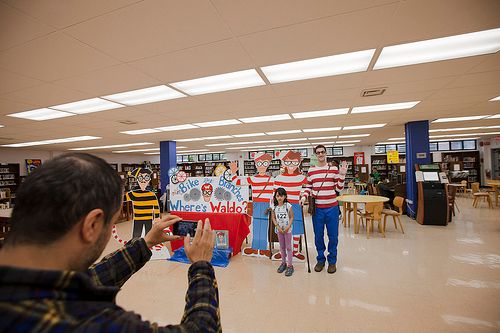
top-left (137, 174), bottom-right (151, 182)
top-left (315, 150), bottom-right (326, 155)
top-left (283, 160), bottom-right (300, 166)
top-left (255, 161), bottom-right (270, 167)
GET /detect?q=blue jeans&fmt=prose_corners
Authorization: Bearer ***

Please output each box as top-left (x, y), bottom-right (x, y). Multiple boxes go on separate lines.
top-left (312, 205), bottom-right (339, 264)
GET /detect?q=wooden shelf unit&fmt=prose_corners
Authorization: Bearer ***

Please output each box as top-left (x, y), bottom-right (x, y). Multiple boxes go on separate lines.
top-left (0, 164), bottom-right (20, 204)
top-left (435, 151), bottom-right (481, 184)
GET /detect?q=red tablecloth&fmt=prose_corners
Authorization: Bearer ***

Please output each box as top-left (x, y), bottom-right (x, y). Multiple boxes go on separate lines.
top-left (169, 211), bottom-right (251, 255)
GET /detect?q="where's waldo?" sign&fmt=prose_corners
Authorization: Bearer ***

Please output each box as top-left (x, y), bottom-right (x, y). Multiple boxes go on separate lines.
top-left (169, 176), bottom-right (249, 213)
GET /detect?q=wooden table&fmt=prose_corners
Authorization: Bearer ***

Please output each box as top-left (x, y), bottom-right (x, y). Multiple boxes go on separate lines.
top-left (447, 183), bottom-right (467, 195)
top-left (486, 180), bottom-right (500, 206)
top-left (337, 195), bottom-right (389, 233)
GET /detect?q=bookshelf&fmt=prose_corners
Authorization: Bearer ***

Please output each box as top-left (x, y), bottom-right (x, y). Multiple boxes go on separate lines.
top-left (178, 161), bottom-right (231, 177)
top-left (371, 154), bottom-right (406, 181)
top-left (0, 164), bottom-right (20, 204)
top-left (435, 151), bottom-right (481, 184)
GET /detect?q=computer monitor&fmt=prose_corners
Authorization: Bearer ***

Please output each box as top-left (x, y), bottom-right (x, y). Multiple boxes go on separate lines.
top-left (422, 171), bottom-right (439, 182)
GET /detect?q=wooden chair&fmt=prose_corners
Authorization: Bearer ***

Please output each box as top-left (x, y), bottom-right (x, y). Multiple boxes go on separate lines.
top-left (347, 182), bottom-right (357, 194)
top-left (457, 180), bottom-right (468, 195)
top-left (341, 195), bottom-right (355, 228)
top-left (471, 182), bottom-right (492, 208)
top-left (447, 185), bottom-right (458, 222)
top-left (358, 202), bottom-right (384, 238)
top-left (381, 196), bottom-right (405, 234)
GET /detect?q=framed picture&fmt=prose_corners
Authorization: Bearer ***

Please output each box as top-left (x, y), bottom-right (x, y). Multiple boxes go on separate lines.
top-left (214, 230), bottom-right (229, 250)
top-left (199, 154), bottom-right (206, 161)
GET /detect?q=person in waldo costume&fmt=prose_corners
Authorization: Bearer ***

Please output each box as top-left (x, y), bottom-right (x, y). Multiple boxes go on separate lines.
top-left (230, 152), bottom-right (274, 257)
top-left (271, 150), bottom-right (308, 262)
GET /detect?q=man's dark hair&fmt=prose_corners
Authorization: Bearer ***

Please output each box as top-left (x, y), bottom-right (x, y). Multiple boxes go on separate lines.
top-left (314, 144), bottom-right (326, 154)
top-left (7, 153), bottom-right (123, 246)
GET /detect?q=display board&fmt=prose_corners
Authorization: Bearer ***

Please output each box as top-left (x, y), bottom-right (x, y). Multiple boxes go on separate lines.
top-left (169, 176), bottom-right (249, 214)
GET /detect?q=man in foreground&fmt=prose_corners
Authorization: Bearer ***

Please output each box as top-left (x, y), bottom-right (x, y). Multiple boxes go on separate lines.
top-left (0, 153), bottom-right (221, 332)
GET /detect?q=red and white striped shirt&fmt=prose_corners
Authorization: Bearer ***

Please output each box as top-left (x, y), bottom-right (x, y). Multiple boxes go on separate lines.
top-left (232, 174), bottom-right (274, 202)
top-left (303, 165), bottom-right (345, 208)
top-left (274, 173), bottom-right (308, 204)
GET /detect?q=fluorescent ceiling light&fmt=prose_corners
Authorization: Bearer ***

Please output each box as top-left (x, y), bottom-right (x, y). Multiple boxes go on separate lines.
top-left (70, 142), bottom-right (153, 151)
top-left (201, 135), bottom-right (233, 140)
top-left (103, 85), bottom-right (185, 105)
top-left (292, 108), bottom-right (349, 119)
top-left (374, 28), bottom-right (500, 70)
top-left (7, 108), bottom-right (75, 121)
top-left (377, 141), bottom-right (405, 145)
top-left (265, 130), bottom-right (302, 135)
top-left (432, 115), bottom-right (490, 123)
top-left (351, 101), bottom-right (420, 114)
top-left (228, 145), bottom-right (267, 150)
top-left (239, 114), bottom-right (291, 123)
top-left (343, 123), bottom-right (386, 130)
top-left (177, 149), bottom-right (209, 153)
top-left (484, 125), bottom-right (500, 129)
top-left (265, 144), bottom-right (288, 148)
top-left (233, 132), bottom-right (266, 138)
top-left (2, 136), bottom-right (100, 148)
top-left (261, 49), bottom-right (375, 84)
top-left (0, 125), bottom-right (3, 128)
top-left (280, 138), bottom-right (308, 142)
top-left (52, 98), bottom-right (124, 114)
top-left (288, 143), bottom-right (313, 146)
top-left (194, 119), bottom-right (241, 127)
top-left (253, 140), bottom-right (280, 144)
top-left (308, 136), bottom-right (338, 140)
top-left (155, 124), bottom-right (198, 132)
top-left (429, 126), bottom-right (484, 132)
top-left (120, 128), bottom-right (161, 135)
top-left (388, 137), bottom-right (405, 140)
top-left (431, 132), bottom-right (500, 138)
top-left (176, 138), bottom-right (204, 142)
top-left (334, 144), bottom-right (355, 147)
top-left (171, 69), bottom-right (265, 95)
top-left (336, 140), bottom-right (361, 144)
top-left (338, 134), bottom-right (370, 138)
top-left (227, 141), bottom-right (254, 145)
top-left (113, 148), bottom-right (160, 153)
top-left (205, 143), bottom-right (229, 147)
top-left (431, 137), bottom-right (479, 142)
top-left (486, 114), bottom-right (500, 119)
top-left (303, 127), bottom-right (342, 133)
top-left (144, 152), bottom-right (160, 155)
top-left (489, 96), bottom-right (500, 101)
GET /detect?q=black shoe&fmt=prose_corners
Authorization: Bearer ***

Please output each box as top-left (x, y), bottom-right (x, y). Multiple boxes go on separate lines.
top-left (277, 262), bottom-right (287, 273)
top-left (314, 262), bottom-right (325, 272)
top-left (327, 264), bottom-right (337, 274)
top-left (285, 266), bottom-right (294, 277)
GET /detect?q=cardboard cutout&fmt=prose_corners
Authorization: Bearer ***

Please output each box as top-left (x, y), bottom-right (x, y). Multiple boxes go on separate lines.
top-left (122, 167), bottom-right (170, 260)
top-left (272, 150), bottom-right (308, 262)
top-left (230, 152), bottom-right (274, 257)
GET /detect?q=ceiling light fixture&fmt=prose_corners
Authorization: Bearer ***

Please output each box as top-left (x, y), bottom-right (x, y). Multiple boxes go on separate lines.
top-left (374, 28), bottom-right (500, 69)
top-left (302, 127), bottom-right (342, 133)
top-left (432, 115), bottom-right (490, 123)
top-left (489, 96), bottom-right (500, 101)
top-left (201, 135), bottom-right (233, 140)
top-left (291, 108), bottom-right (349, 119)
top-left (120, 128), bottom-right (161, 135)
top-left (307, 136), bottom-right (338, 140)
top-left (265, 130), bottom-right (302, 135)
top-left (336, 140), bottom-right (361, 144)
top-left (2, 136), bottom-right (101, 148)
top-left (69, 142), bottom-right (153, 151)
top-left (334, 144), bottom-right (355, 147)
top-left (113, 148), bottom-right (160, 153)
top-left (351, 101), bottom-right (420, 114)
top-left (338, 134), bottom-right (370, 138)
top-left (176, 138), bottom-right (204, 142)
top-left (279, 138), bottom-right (309, 142)
top-left (194, 119), bottom-right (241, 127)
top-left (431, 137), bottom-right (479, 142)
top-left (239, 114), bottom-right (291, 123)
top-left (103, 85), bottom-right (185, 105)
top-left (232, 132), bottom-right (267, 138)
top-left (342, 123), bottom-right (386, 130)
top-left (486, 114), bottom-right (500, 119)
top-left (261, 49), bottom-right (376, 83)
top-left (52, 98), bottom-right (124, 114)
top-left (7, 108), bottom-right (76, 121)
top-left (171, 69), bottom-right (265, 95)
top-left (155, 124), bottom-right (198, 131)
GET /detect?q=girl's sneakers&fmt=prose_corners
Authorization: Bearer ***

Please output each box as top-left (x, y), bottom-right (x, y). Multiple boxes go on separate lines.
top-left (277, 262), bottom-right (287, 273)
top-left (285, 266), bottom-right (294, 277)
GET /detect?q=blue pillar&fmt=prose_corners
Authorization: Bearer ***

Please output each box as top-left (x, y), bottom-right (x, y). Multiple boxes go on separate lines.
top-left (160, 141), bottom-right (177, 194)
top-left (405, 121), bottom-right (431, 219)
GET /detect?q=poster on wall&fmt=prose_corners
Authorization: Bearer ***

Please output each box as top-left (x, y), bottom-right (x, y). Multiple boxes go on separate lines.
top-left (387, 150), bottom-right (400, 164)
top-left (25, 159), bottom-right (42, 174)
top-left (353, 152), bottom-right (365, 165)
top-left (169, 176), bottom-right (249, 213)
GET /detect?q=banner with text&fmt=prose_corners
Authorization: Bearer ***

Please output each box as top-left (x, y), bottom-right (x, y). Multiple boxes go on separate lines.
top-left (169, 176), bottom-right (249, 214)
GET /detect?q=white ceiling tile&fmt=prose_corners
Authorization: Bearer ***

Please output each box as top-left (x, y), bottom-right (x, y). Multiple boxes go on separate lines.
top-left (0, 32), bottom-right (120, 81)
top-left (1, 83), bottom-right (93, 108)
top-left (65, 0), bottom-right (233, 62)
top-left (0, 69), bottom-right (45, 95)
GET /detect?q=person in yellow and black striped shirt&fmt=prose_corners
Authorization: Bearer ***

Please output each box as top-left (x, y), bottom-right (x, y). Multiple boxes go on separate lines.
top-left (126, 167), bottom-right (160, 238)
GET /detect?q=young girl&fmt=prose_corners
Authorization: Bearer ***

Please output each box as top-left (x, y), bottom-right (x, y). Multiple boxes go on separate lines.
top-left (271, 187), bottom-right (294, 277)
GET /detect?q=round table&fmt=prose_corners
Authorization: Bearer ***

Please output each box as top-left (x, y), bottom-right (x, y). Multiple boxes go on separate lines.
top-left (337, 195), bottom-right (389, 233)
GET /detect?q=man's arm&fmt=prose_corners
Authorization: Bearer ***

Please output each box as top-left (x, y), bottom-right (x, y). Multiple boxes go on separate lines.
top-left (88, 238), bottom-right (151, 288)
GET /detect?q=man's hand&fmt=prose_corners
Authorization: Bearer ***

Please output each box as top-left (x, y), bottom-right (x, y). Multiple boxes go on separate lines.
top-left (143, 215), bottom-right (182, 248)
top-left (339, 161), bottom-right (348, 176)
top-left (184, 218), bottom-right (215, 263)
top-left (229, 161), bottom-right (238, 175)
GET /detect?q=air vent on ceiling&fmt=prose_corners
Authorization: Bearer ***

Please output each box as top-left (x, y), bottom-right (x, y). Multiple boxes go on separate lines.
top-left (361, 87), bottom-right (386, 97)
top-left (118, 120), bottom-right (138, 125)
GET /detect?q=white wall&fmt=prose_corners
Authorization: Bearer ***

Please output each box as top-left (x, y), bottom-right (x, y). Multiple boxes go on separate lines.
top-left (0, 148), bottom-right (159, 176)
top-left (479, 137), bottom-right (500, 182)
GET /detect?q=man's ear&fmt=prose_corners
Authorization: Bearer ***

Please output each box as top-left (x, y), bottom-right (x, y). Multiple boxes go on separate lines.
top-left (80, 209), bottom-right (105, 243)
